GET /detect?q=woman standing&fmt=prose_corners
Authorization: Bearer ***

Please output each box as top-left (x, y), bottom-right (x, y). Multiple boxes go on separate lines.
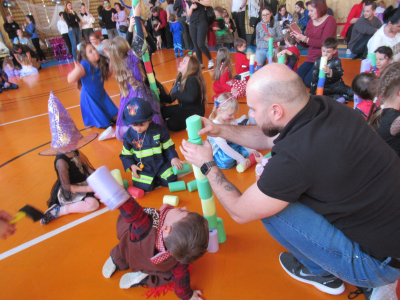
top-left (24, 15), bottom-right (46, 62)
top-left (186, 0), bottom-right (214, 69)
top-left (63, 1), bottom-right (81, 60)
top-left (113, 3), bottom-right (128, 39)
top-left (293, 1), bottom-right (309, 33)
top-left (97, 5), bottom-right (108, 39)
top-left (291, 0), bottom-right (337, 87)
top-left (161, 55), bottom-right (207, 131)
top-left (255, 7), bottom-right (283, 67)
top-left (67, 42), bottom-right (118, 128)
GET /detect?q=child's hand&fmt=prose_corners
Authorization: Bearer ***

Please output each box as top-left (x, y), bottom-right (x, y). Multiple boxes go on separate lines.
top-left (231, 87), bottom-right (238, 95)
top-left (253, 151), bottom-right (264, 163)
top-left (256, 174), bottom-right (260, 181)
top-left (134, 1), bottom-right (142, 16)
top-left (4, 82), bottom-right (10, 88)
top-left (230, 29), bottom-right (233, 33)
top-left (130, 164), bottom-right (143, 178)
top-left (73, 59), bottom-right (84, 74)
top-left (323, 65), bottom-right (331, 75)
top-left (190, 290), bottom-right (203, 300)
top-left (171, 157), bottom-right (183, 170)
top-left (244, 159), bottom-right (252, 167)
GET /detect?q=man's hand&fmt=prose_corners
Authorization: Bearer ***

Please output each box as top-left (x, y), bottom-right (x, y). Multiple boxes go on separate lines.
top-left (130, 164), bottom-right (143, 178)
top-left (180, 139), bottom-right (213, 168)
top-left (189, 290), bottom-right (203, 300)
top-left (197, 116), bottom-right (222, 137)
top-left (171, 157), bottom-right (183, 170)
top-left (0, 211), bottom-right (16, 240)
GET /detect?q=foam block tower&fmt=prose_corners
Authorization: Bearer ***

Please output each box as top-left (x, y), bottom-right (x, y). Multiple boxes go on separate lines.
top-left (185, 116), bottom-right (227, 252)
top-left (268, 38), bottom-right (273, 65)
top-left (316, 56), bottom-right (328, 96)
top-left (249, 54), bottom-right (256, 77)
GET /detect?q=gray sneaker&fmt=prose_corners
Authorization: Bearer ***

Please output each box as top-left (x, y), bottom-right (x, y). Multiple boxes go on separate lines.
top-left (279, 252), bottom-right (345, 295)
top-left (349, 280), bottom-right (398, 300)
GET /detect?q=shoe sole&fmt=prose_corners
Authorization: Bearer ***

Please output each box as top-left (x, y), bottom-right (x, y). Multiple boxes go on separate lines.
top-left (102, 257), bottom-right (116, 278)
top-left (279, 254), bottom-right (345, 295)
top-left (119, 272), bottom-right (148, 289)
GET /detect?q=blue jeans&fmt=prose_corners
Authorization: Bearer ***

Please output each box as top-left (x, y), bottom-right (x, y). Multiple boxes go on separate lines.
top-left (261, 202), bottom-right (400, 288)
top-left (68, 27), bottom-right (81, 60)
top-left (296, 61), bottom-right (314, 88)
top-left (0, 82), bottom-right (18, 92)
top-left (255, 48), bottom-right (272, 67)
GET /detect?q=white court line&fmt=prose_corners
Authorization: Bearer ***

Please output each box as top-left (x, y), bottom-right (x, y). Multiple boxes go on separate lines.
top-left (0, 207), bottom-right (109, 261)
top-left (0, 68), bottom-right (216, 127)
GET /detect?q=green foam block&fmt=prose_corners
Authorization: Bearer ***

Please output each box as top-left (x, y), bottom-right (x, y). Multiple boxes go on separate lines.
top-left (367, 53), bottom-right (376, 66)
top-left (278, 54), bottom-right (285, 64)
top-left (264, 152), bottom-right (271, 158)
top-left (187, 180), bottom-right (198, 192)
top-left (173, 164), bottom-right (191, 175)
top-left (268, 38), bottom-right (274, 57)
top-left (217, 217), bottom-right (226, 243)
top-left (205, 213), bottom-right (217, 229)
top-left (318, 69), bottom-right (326, 78)
top-left (168, 181), bottom-right (186, 192)
top-left (197, 179), bottom-right (212, 200)
top-left (188, 138), bottom-right (203, 145)
top-left (123, 179), bottom-right (129, 189)
top-left (186, 115), bottom-right (202, 140)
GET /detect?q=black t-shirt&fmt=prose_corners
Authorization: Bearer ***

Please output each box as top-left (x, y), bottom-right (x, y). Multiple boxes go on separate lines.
top-left (101, 8), bottom-right (117, 29)
top-left (257, 96), bottom-right (400, 260)
top-left (174, 76), bottom-right (205, 115)
top-left (4, 21), bottom-right (20, 40)
top-left (373, 108), bottom-right (400, 157)
top-left (188, 1), bottom-right (207, 23)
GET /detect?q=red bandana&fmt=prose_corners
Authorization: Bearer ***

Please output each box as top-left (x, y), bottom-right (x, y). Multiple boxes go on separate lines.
top-left (150, 204), bottom-right (174, 264)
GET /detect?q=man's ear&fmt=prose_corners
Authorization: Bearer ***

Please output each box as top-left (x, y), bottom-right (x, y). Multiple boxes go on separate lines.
top-left (270, 103), bottom-right (284, 121)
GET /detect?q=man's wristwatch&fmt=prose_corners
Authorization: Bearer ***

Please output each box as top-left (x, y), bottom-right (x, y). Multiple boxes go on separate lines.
top-left (200, 161), bottom-right (217, 175)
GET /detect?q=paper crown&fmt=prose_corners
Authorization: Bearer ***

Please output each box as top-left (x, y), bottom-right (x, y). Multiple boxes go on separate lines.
top-left (39, 92), bottom-right (97, 156)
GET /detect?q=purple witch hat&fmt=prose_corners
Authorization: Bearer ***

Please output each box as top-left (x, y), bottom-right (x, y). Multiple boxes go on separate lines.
top-left (39, 92), bottom-right (98, 156)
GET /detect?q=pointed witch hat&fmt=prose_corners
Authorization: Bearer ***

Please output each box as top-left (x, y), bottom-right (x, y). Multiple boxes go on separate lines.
top-left (39, 92), bottom-right (98, 156)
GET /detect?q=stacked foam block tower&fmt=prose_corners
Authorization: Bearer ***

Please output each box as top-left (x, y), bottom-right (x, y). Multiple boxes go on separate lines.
top-left (186, 116), bottom-right (227, 253)
top-left (316, 56), bottom-right (328, 96)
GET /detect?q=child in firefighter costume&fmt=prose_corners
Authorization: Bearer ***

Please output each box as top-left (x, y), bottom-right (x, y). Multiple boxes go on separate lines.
top-left (120, 98), bottom-right (182, 192)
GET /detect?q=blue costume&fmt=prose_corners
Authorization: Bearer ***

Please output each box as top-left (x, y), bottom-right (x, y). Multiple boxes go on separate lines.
top-left (80, 60), bottom-right (118, 128)
top-left (120, 122), bottom-right (178, 191)
top-left (170, 21), bottom-right (184, 57)
top-left (0, 69), bottom-right (18, 93)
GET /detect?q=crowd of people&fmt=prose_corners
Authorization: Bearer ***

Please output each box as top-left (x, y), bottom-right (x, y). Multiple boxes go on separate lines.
top-left (2, 1), bottom-right (400, 300)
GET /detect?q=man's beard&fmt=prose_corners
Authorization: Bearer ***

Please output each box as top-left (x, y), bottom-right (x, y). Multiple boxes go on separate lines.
top-left (260, 118), bottom-right (283, 137)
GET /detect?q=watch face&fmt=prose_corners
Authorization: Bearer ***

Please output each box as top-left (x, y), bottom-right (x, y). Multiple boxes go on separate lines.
top-left (200, 163), bottom-right (208, 175)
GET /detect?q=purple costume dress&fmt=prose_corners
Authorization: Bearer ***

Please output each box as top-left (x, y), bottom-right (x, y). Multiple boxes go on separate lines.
top-left (115, 50), bottom-right (164, 141)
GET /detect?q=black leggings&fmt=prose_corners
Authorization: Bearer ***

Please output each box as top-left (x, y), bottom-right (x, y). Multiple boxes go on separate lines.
top-left (62, 33), bottom-right (73, 56)
top-left (189, 19), bottom-right (211, 64)
top-left (32, 38), bottom-right (46, 61)
top-left (161, 105), bottom-right (198, 132)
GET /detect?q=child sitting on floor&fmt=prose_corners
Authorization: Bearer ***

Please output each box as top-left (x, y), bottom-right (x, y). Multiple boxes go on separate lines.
top-left (19, 54), bottom-right (38, 77)
top-left (0, 66), bottom-right (19, 93)
top-left (374, 46), bottom-right (393, 77)
top-left (272, 46), bottom-right (299, 70)
top-left (353, 73), bottom-right (379, 122)
top-left (213, 7), bottom-right (233, 51)
top-left (2, 57), bottom-right (20, 77)
top-left (234, 37), bottom-right (256, 80)
top-left (120, 97), bottom-right (182, 192)
top-left (212, 48), bottom-right (246, 100)
top-left (310, 37), bottom-right (353, 102)
top-left (284, 32), bottom-right (300, 71)
top-left (207, 93), bottom-right (255, 169)
top-left (102, 196), bottom-right (208, 299)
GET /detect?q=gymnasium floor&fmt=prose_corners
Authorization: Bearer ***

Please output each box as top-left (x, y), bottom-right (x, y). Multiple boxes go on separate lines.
top-left (0, 50), bottom-right (398, 300)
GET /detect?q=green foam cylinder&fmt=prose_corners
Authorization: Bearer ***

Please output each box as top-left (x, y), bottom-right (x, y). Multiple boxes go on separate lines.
top-left (188, 138), bottom-right (203, 145)
top-left (217, 217), bottom-right (226, 243)
top-left (204, 212), bottom-right (218, 229)
top-left (193, 165), bottom-right (206, 180)
top-left (367, 53), bottom-right (376, 66)
top-left (197, 179), bottom-right (212, 200)
top-left (268, 38), bottom-right (274, 57)
top-left (123, 179), bottom-right (129, 189)
top-left (201, 195), bottom-right (216, 216)
top-left (186, 115), bottom-right (202, 140)
top-left (187, 180), bottom-right (198, 192)
top-left (168, 181), bottom-right (186, 192)
top-left (318, 69), bottom-right (326, 78)
top-left (173, 164), bottom-right (191, 175)
top-left (163, 195), bottom-right (179, 206)
top-left (264, 152), bottom-right (271, 158)
top-left (278, 54), bottom-right (285, 64)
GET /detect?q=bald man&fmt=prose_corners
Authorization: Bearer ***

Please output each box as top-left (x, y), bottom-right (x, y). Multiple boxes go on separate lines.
top-left (180, 64), bottom-right (400, 299)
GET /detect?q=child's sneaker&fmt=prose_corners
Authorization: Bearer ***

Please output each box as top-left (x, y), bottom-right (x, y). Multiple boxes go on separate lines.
top-left (119, 271), bottom-right (149, 289)
top-left (208, 59), bottom-right (214, 69)
top-left (102, 257), bottom-right (117, 278)
top-left (40, 204), bottom-right (60, 225)
top-left (175, 54), bottom-right (179, 58)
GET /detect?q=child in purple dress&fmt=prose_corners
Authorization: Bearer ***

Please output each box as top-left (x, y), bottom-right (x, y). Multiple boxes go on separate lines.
top-left (108, 36), bottom-right (163, 141)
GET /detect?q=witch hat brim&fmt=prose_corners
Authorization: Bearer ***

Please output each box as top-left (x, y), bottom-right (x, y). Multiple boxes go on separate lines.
top-left (39, 133), bottom-right (98, 156)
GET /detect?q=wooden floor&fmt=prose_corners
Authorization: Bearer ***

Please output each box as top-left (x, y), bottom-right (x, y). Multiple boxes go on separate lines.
top-left (0, 50), bottom-right (398, 300)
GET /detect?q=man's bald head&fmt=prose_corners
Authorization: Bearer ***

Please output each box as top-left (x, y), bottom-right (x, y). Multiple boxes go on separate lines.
top-left (247, 64), bottom-right (309, 108)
